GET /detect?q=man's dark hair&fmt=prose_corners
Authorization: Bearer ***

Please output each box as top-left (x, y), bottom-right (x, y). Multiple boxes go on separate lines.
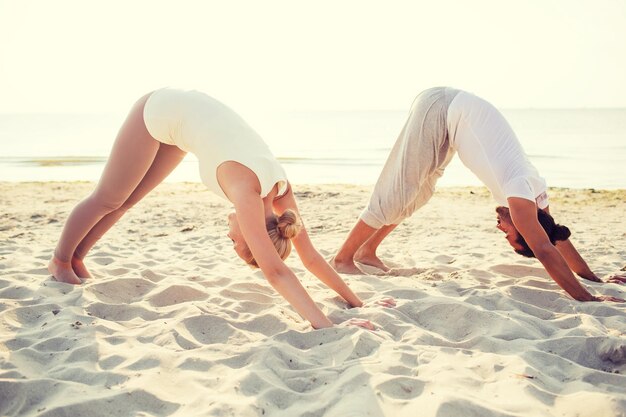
top-left (514, 209), bottom-right (571, 258)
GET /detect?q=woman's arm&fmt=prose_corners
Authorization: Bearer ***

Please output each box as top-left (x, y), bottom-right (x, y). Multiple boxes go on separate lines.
top-left (295, 228), bottom-right (365, 307)
top-left (221, 178), bottom-right (332, 328)
top-left (273, 187), bottom-right (365, 307)
top-left (509, 198), bottom-right (623, 302)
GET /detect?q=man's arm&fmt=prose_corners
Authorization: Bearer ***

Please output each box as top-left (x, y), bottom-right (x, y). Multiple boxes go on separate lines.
top-left (542, 206), bottom-right (626, 285)
top-left (555, 239), bottom-right (626, 284)
top-left (554, 239), bottom-right (602, 282)
top-left (508, 198), bottom-right (622, 301)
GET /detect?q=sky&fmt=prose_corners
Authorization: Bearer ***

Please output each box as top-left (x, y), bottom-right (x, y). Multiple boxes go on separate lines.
top-left (1, 0), bottom-right (625, 113)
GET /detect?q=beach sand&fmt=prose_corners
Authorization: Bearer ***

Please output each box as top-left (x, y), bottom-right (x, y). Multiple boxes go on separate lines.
top-left (1, 182), bottom-right (625, 417)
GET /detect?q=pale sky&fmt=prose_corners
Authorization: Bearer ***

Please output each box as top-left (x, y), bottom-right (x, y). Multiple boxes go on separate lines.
top-left (1, 0), bottom-right (625, 113)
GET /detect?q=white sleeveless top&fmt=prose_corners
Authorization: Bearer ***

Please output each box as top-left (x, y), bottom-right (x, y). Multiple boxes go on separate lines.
top-left (143, 88), bottom-right (288, 200)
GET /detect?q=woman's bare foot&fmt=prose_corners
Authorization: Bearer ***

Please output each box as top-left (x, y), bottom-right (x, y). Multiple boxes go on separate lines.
top-left (71, 256), bottom-right (92, 279)
top-left (354, 249), bottom-right (390, 272)
top-left (330, 256), bottom-right (364, 275)
top-left (48, 256), bottom-right (82, 284)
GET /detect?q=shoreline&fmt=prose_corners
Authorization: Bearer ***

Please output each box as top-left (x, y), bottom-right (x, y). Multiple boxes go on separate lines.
top-left (2, 180), bottom-right (626, 189)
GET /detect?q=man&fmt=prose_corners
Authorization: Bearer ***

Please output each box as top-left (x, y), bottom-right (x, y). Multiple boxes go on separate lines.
top-left (331, 87), bottom-right (625, 302)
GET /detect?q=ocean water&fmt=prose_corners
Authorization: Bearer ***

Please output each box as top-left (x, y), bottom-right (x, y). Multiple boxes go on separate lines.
top-left (1, 109), bottom-right (625, 189)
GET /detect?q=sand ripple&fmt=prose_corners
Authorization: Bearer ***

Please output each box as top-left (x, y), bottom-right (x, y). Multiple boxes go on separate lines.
top-left (1, 183), bottom-right (624, 416)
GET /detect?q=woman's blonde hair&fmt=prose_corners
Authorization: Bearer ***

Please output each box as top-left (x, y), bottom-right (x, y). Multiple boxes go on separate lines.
top-left (242, 209), bottom-right (302, 268)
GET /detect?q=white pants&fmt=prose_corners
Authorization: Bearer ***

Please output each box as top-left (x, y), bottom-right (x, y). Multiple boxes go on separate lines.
top-left (360, 87), bottom-right (459, 228)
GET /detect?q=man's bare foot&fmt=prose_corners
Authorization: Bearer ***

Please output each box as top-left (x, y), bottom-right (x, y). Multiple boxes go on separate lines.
top-left (71, 256), bottom-right (92, 279)
top-left (354, 249), bottom-right (391, 272)
top-left (48, 256), bottom-right (82, 284)
top-left (330, 256), bottom-right (364, 275)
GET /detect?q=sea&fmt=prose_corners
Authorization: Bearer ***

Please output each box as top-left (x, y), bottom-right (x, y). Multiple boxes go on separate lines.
top-left (1, 109), bottom-right (625, 189)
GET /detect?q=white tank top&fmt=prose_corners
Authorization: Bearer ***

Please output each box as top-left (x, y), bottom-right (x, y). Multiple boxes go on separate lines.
top-left (143, 88), bottom-right (288, 200)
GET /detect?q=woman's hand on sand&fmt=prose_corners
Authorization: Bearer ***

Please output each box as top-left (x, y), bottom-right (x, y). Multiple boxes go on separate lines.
top-left (592, 295), bottom-right (625, 303)
top-left (363, 296), bottom-right (397, 308)
top-left (339, 318), bottom-right (376, 330)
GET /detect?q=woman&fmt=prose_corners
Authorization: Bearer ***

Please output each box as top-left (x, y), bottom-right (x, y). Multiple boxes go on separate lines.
top-left (331, 87), bottom-right (625, 303)
top-left (49, 88), bottom-right (395, 329)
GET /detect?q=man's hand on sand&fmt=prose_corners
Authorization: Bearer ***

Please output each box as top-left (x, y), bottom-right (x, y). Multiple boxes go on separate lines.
top-left (606, 274), bottom-right (626, 284)
top-left (592, 295), bottom-right (625, 303)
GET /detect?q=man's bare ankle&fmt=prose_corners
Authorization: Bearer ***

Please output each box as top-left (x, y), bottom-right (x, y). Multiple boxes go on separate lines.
top-left (50, 256), bottom-right (71, 267)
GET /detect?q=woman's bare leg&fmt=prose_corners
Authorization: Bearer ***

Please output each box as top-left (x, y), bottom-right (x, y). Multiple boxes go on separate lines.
top-left (330, 220), bottom-right (378, 274)
top-left (354, 223), bottom-right (398, 271)
top-left (49, 93), bottom-right (159, 284)
top-left (71, 143), bottom-right (187, 278)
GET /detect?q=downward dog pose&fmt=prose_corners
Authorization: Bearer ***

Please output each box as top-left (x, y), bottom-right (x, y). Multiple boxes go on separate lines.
top-left (49, 88), bottom-right (394, 329)
top-left (331, 87), bottom-right (625, 302)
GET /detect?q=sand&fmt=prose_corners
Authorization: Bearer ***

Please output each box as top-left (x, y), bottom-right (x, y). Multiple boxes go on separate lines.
top-left (0, 181), bottom-right (625, 417)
